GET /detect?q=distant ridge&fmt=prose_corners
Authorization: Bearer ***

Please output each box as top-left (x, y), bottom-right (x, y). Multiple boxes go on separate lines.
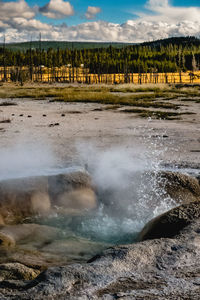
top-left (0, 41), bottom-right (134, 51)
top-left (141, 36), bottom-right (200, 47)
top-left (1, 36), bottom-right (200, 51)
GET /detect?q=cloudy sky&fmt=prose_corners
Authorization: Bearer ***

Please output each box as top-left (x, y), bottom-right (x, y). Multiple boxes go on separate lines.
top-left (0, 0), bottom-right (200, 43)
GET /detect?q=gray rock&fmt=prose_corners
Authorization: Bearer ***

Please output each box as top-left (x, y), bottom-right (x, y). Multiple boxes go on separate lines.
top-left (0, 223), bottom-right (61, 248)
top-left (0, 170), bottom-right (96, 224)
top-left (0, 263), bottom-right (40, 281)
top-left (1, 216), bottom-right (200, 299)
top-left (0, 172), bottom-right (200, 299)
top-left (157, 171), bottom-right (200, 204)
top-left (139, 201), bottom-right (200, 241)
top-left (48, 171), bottom-right (94, 203)
top-left (0, 176), bottom-right (50, 224)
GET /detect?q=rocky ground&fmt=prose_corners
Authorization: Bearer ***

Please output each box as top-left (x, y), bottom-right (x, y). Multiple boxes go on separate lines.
top-left (0, 86), bottom-right (200, 299)
top-left (1, 202), bottom-right (200, 299)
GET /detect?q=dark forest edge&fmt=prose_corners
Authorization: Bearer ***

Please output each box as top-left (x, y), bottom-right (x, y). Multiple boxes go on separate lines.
top-left (0, 36), bottom-right (200, 74)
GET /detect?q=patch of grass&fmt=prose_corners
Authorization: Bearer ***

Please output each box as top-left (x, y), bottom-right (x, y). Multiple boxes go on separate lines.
top-left (0, 86), bottom-right (62, 99)
top-left (0, 101), bottom-right (17, 106)
top-left (128, 92), bottom-right (166, 100)
top-left (180, 98), bottom-right (200, 103)
top-left (1, 85), bottom-right (168, 101)
top-left (92, 105), bottom-right (121, 111)
top-left (174, 83), bottom-right (200, 89)
top-left (121, 108), bottom-right (195, 120)
top-left (56, 91), bottom-right (118, 104)
top-left (0, 85), bottom-right (179, 110)
top-left (67, 111), bottom-right (82, 114)
top-left (139, 110), bottom-right (181, 120)
top-left (0, 86), bottom-right (110, 100)
top-left (162, 95), bottom-right (181, 100)
top-left (78, 87), bottom-right (110, 93)
top-left (133, 87), bottom-right (163, 93)
top-left (56, 96), bottom-right (178, 109)
top-left (169, 87), bottom-right (200, 96)
top-left (111, 87), bottom-right (162, 93)
top-left (0, 84), bottom-right (198, 113)
top-left (109, 85), bottom-right (170, 93)
top-left (135, 101), bottom-right (179, 109)
top-left (53, 91), bottom-right (179, 109)
top-left (180, 92), bottom-right (200, 97)
top-left (120, 108), bottom-right (149, 114)
top-left (190, 150), bottom-right (200, 153)
top-left (104, 104), bottom-right (121, 110)
top-left (92, 108), bottom-right (104, 111)
top-left (0, 118), bottom-right (11, 123)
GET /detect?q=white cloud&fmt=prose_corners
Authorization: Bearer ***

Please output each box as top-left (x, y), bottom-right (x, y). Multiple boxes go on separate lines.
top-left (85, 6), bottom-right (101, 20)
top-left (12, 18), bottom-right (51, 31)
top-left (2, 19), bottom-right (200, 44)
top-left (0, 0), bottom-right (35, 21)
top-left (39, 0), bottom-right (74, 19)
top-left (143, 0), bottom-right (200, 23)
top-left (1, 0), bottom-right (200, 43)
top-left (0, 0), bottom-right (40, 39)
top-left (146, 0), bottom-right (169, 9)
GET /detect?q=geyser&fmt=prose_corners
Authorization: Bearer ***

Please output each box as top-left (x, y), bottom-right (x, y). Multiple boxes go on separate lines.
top-left (71, 143), bottom-right (177, 244)
top-left (0, 141), bottom-right (199, 267)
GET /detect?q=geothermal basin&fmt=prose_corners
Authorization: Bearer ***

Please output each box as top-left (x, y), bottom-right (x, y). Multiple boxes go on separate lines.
top-left (0, 160), bottom-right (199, 271)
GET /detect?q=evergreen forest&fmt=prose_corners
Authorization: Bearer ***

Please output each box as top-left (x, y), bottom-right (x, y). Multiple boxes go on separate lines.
top-left (0, 36), bottom-right (200, 74)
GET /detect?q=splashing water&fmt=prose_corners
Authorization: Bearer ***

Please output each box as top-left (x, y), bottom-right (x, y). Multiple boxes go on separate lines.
top-left (0, 136), bottom-right (179, 265)
top-left (32, 140), bottom-right (177, 247)
top-left (68, 141), bottom-right (177, 245)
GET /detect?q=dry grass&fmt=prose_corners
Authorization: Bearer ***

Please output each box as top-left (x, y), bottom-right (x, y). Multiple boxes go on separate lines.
top-left (121, 109), bottom-right (195, 120)
top-left (180, 98), bottom-right (200, 103)
top-left (139, 111), bottom-right (195, 120)
top-left (0, 83), bottom-right (198, 122)
top-left (0, 101), bottom-right (17, 106)
top-left (0, 82), bottom-right (197, 95)
top-left (110, 87), bottom-right (165, 93)
top-left (54, 94), bottom-right (179, 109)
top-left (0, 82), bottom-right (198, 110)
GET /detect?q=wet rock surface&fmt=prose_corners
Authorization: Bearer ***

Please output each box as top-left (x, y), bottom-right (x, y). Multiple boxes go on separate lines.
top-left (0, 263), bottom-right (40, 281)
top-left (157, 171), bottom-right (200, 204)
top-left (0, 170), bottom-right (95, 224)
top-left (139, 201), bottom-right (200, 240)
top-left (0, 202), bottom-right (200, 299)
top-left (0, 170), bottom-right (199, 299)
top-left (0, 223), bottom-right (61, 248)
top-left (0, 170), bottom-right (100, 271)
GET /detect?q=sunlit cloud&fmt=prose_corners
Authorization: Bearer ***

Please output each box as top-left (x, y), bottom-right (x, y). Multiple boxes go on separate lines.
top-left (85, 6), bottom-right (101, 20)
top-left (143, 0), bottom-right (200, 23)
top-left (0, 0), bottom-right (200, 42)
top-left (39, 0), bottom-right (74, 19)
top-left (0, 0), bottom-right (35, 21)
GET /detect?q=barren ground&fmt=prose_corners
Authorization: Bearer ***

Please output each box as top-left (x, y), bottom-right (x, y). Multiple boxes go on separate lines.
top-left (0, 84), bottom-right (199, 169)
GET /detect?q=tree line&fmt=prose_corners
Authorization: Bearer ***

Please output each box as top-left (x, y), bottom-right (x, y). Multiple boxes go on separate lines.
top-left (0, 37), bottom-right (200, 74)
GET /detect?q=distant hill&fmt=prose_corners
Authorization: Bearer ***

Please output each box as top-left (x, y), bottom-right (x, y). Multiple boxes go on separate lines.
top-left (0, 41), bottom-right (134, 51)
top-left (141, 36), bottom-right (200, 47)
top-left (1, 36), bottom-right (200, 51)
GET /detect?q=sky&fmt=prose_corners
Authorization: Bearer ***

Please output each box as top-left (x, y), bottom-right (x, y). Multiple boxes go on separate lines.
top-left (0, 0), bottom-right (200, 43)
